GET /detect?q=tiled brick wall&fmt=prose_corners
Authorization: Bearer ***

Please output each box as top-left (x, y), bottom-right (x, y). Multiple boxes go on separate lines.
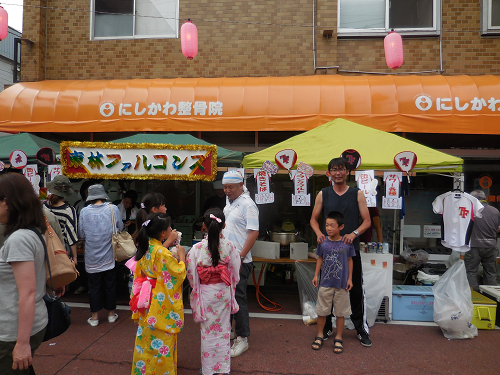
top-left (21, 0), bottom-right (500, 81)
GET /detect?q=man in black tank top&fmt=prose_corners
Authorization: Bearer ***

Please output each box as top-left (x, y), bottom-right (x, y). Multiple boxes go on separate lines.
top-left (310, 157), bottom-right (373, 347)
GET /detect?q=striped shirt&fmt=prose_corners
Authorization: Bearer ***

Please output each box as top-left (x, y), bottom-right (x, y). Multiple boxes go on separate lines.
top-left (78, 202), bottom-right (123, 273)
top-left (222, 188), bottom-right (259, 263)
top-left (44, 202), bottom-right (78, 248)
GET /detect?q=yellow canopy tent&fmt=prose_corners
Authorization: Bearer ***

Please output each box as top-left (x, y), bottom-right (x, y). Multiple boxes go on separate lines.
top-left (242, 118), bottom-right (463, 173)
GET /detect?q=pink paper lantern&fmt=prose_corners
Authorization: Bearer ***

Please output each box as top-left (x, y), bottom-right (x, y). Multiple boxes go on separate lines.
top-left (384, 30), bottom-right (404, 70)
top-left (0, 6), bottom-right (8, 41)
top-left (181, 19), bottom-right (198, 60)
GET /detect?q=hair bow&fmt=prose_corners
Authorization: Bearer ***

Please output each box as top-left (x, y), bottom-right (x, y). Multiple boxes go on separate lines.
top-left (140, 203), bottom-right (145, 209)
top-left (142, 220), bottom-right (150, 227)
top-left (210, 214), bottom-right (222, 223)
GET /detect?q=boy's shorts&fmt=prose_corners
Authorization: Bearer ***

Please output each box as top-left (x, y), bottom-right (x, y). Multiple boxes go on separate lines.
top-left (315, 287), bottom-right (352, 317)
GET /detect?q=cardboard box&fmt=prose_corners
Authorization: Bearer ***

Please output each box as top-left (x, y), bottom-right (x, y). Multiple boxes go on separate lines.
top-left (250, 240), bottom-right (280, 259)
top-left (478, 285), bottom-right (500, 327)
top-left (392, 285), bottom-right (434, 321)
top-left (290, 242), bottom-right (308, 260)
top-left (471, 290), bottom-right (497, 330)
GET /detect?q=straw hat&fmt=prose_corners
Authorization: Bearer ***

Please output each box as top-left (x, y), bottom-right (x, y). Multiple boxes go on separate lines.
top-left (86, 184), bottom-right (110, 202)
top-left (47, 175), bottom-right (74, 199)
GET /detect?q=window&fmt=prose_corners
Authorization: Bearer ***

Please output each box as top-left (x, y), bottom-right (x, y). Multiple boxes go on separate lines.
top-left (338, 0), bottom-right (440, 37)
top-left (91, 0), bottom-right (179, 40)
top-left (482, 0), bottom-right (500, 35)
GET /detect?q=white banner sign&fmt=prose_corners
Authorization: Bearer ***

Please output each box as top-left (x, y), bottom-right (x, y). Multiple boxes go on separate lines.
top-left (292, 194), bottom-right (311, 206)
top-left (382, 196), bottom-right (402, 210)
top-left (254, 169), bottom-right (270, 194)
top-left (23, 165), bottom-right (40, 195)
top-left (255, 193), bottom-right (274, 205)
top-left (355, 170), bottom-right (377, 207)
top-left (48, 165), bottom-right (63, 180)
top-left (383, 171), bottom-right (402, 209)
top-left (254, 169), bottom-right (274, 204)
top-left (290, 170), bottom-right (310, 206)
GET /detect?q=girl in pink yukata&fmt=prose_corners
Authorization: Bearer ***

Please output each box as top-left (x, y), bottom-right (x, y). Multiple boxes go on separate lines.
top-left (186, 208), bottom-right (241, 375)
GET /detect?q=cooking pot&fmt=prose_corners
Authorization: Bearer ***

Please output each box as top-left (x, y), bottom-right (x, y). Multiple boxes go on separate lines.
top-left (267, 231), bottom-right (299, 246)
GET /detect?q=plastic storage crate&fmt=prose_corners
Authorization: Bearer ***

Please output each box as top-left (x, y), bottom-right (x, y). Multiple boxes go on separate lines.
top-left (392, 285), bottom-right (434, 322)
top-left (471, 290), bottom-right (497, 330)
top-left (478, 285), bottom-right (500, 327)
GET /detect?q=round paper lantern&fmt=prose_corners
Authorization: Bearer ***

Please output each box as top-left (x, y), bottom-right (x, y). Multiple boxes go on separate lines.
top-left (0, 6), bottom-right (8, 41)
top-left (384, 30), bottom-right (403, 70)
top-left (181, 19), bottom-right (198, 60)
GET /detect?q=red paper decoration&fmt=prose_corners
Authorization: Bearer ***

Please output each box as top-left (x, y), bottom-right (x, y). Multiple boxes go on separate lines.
top-left (0, 6), bottom-right (8, 41)
top-left (384, 30), bottom-right (403, 70)
top-left (181, 19), bottom-right (198, 60)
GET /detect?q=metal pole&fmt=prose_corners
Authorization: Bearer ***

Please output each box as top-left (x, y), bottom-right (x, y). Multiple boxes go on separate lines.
top-left (13, 38), bottom-right (20, 83)
top-left (195, 181), bottom-right (200, 217)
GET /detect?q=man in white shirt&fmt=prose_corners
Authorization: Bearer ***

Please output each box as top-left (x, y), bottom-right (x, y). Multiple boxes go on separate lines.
top-left (222, 170), bottom-right (259, 358)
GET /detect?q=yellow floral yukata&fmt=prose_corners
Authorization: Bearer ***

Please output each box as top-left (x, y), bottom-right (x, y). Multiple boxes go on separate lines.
top-left (131, 238), bottom-right (186, 375)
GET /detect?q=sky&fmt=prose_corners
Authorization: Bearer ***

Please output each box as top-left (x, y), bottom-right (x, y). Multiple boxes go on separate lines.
top-left (2, 0), bottom-right (23, 32)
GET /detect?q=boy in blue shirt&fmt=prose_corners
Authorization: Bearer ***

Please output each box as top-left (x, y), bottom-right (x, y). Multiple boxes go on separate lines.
top-left (312, 211), bottom-right (355, 354)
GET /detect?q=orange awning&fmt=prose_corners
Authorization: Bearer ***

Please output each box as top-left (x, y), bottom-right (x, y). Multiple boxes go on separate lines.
top-left (1, 75), bottom-right (499, 134)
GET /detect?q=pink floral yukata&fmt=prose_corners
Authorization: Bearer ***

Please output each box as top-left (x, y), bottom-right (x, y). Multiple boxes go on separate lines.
top-left (130, 238), bottom-right (186, 375)
top-left (186, 238), bottom-right (240, 375)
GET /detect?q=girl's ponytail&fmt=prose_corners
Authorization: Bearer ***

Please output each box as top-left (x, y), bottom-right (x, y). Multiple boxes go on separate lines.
top-left (203, 208), bottom-right (225, 267)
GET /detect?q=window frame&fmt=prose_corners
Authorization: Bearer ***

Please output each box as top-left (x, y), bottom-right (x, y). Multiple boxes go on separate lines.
top-left (481, 0), bottom-right (500, 35)
top-left (337, 0), bottom-right (441, 38)
top-left (90, 0), bottom-right (179, 41)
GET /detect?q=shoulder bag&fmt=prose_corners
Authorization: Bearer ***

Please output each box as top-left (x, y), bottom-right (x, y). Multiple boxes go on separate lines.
top-left (29, 228), bottom-right (72, 342)
top-left (110, 204), bottom-right (137, 262)
top-left (41, 215), bottom-right (79, 290)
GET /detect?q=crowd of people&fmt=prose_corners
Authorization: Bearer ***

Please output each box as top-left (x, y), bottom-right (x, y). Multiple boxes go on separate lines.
top-left (1, 157), bottom-right (498, 375)
top-left (0, 170), bottom-right (261, 375)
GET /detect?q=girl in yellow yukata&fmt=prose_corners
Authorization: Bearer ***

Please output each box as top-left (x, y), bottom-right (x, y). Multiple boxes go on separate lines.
top-left (129, 213), bottom-right (186, 375)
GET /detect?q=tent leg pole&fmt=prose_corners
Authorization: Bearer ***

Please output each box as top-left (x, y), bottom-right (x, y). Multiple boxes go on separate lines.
top-left (392, 210), bottom-right (397, 255)
top-left (399, 215), bottom-right (404, 256)
top-left (195, 181), bottom-right (200, 217)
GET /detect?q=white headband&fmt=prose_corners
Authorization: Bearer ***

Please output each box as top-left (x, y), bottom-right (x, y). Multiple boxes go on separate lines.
top-left (222, 170), bottom-right (243, 184)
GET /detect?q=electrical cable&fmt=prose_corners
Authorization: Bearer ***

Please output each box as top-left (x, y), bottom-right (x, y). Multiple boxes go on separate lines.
top-left (252, 264), bottom-right (282, 312)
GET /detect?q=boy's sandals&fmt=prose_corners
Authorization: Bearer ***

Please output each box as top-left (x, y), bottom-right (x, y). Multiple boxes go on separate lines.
top-left (311, 336), bottom-right (324, 350)
top-left (333, 339), bottom-right (344, 354)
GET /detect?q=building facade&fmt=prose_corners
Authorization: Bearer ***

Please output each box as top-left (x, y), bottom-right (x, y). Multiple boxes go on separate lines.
top-left (21, 1), bottom-right (500, 81)
top-left (0, 26), bottom-right (21, 92)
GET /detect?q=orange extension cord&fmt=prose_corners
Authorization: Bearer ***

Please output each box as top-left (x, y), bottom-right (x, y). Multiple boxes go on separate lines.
top-left (252, 264), bottom-right (282, 312)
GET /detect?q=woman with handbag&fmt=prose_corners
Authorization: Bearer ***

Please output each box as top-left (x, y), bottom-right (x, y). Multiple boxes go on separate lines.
top-left (78, 184), bottom-right (123, 327)
top-left (44, 175), bottom-right (78, 266)
top-left (0, 173), bottom-right (49, 374)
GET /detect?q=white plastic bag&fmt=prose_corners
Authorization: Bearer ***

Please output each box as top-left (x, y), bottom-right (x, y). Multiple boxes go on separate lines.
top-left (362, 262), bottom-right (389, 327)
top-left (432, 259), bottom-right (477, 339)
top-left (295, 262), bottom-right (318, 325)
top-left (445, 250), bottom-right (461, 268)
top-left (401, 247), bottom-right (429, 264)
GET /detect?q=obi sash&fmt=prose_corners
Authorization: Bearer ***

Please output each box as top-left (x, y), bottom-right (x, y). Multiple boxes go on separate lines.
top-left (129, 275), bottom-right (157, 313)
top-left (197, 264), bottom-right (231, 286)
